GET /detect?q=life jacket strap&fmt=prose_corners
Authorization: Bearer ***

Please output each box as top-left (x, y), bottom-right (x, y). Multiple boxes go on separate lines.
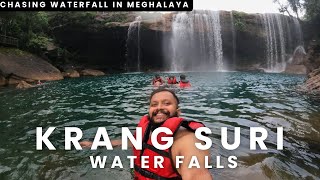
top-left (181, 120), bottom-right (208, 136)
top-left (143, 142), bottom-right (170, 158)
top-left (134, 164), bottom-right (182, 180)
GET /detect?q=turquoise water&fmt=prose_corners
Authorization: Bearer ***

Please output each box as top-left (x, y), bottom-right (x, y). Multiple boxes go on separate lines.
top-left (0, 72), bottom-right (319, 180)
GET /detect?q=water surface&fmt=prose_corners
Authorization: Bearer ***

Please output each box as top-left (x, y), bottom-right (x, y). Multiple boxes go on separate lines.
top-left (0, 72), bottom-right (319, 180)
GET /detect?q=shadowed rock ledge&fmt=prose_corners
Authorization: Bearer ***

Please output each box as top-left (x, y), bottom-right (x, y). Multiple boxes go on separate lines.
top-left (0, 48), bottom-right (63, 86)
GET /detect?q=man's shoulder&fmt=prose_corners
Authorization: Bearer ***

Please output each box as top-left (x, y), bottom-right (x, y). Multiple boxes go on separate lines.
top-left (171, 128), bottom-right (203, 157)
top-left (173, 128), bottom-right (197, 144)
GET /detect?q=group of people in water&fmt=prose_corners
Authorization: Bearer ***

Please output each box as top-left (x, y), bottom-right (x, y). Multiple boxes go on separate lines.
top-left (152, 74), bottom-right (191, 88)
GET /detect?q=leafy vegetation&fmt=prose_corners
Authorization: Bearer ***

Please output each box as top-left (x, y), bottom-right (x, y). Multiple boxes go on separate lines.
top-left (303, 0), bottom-right (320, 23)
top-left (0, 12), bottom-right (49, 51)
top-left (274, 0), bottom-right (320, 23)
top-left (0, 47), bottom-right (28, 56)
top-left (0, 12), bottom-right (132, 65)
top-left (48, 12), bottom-right (98, 29)
top-left (233, 11), bottom-right (247, 31)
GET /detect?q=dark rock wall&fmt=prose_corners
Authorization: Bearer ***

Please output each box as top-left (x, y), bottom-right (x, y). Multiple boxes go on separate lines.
top-left (53, 25), bottom-right (128, 72)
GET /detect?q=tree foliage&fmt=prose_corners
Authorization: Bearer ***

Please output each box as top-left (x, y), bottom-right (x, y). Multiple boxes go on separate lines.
top-left (0, 12), bottom-right (132, 65)
top-left (0, 12), bottom-right (49, 50)
top-left (274, 0), bottom-right (320, 23)
top-left (47, 12), bottom-right (98, 30)
top-left (304, 0), bottom-right (320, 23)
top-left (233, 11), bottom-right (247, 31)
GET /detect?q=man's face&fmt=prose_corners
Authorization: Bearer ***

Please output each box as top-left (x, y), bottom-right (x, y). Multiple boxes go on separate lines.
top-left (149, 91), bottom-right (180, 124)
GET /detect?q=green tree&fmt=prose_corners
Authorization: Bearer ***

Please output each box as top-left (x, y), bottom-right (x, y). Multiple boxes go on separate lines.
top-left (274, 0), bottom-right (320, 23)
top-left (0, 12), bottom-right (49, 51)
top-left (304, 0), bottom-right (320, 23)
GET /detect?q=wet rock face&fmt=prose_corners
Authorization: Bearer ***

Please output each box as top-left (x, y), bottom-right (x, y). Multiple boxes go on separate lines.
top-left (53, 25), bottom-right (128, 72)
top-left (0, 49), bottom-right (63, 85)
top-left (285, 47), bottom-right (307, 74)
top-left (80, 69), bottom-right (105, 76)
top-left (62, 69), bottom-right (80, 78)
top-left (304, 40), bottom-right (320, 74)
top-left (16, 81), bottom-right (34, 89)
top-left (304, 68), bottom-right (320, 92)
top-left (284, 65), bottom-right (307, 74)
top-left (299, 40), bottom-right (320, 94)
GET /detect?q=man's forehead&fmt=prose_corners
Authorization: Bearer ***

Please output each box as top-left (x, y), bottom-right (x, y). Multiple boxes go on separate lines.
top-left (150, 91), bottom-right (176, 102)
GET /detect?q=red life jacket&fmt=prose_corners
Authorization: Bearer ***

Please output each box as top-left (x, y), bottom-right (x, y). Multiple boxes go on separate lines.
top-left (167, 77), bottom-right (177, 84)
top-left (179, 81), bottom-right (191, 88)
top-left (153, 78), bottom-right (163, 85)
top-left (133, 116), bottom-right (205, 180)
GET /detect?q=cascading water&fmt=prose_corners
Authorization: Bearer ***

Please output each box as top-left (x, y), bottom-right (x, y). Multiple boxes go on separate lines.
top-left (284, 16), bottom-right (293, 51)
top-left (262, 14), bottom-right (280, 72)
top-left (126, 16), bottom-right (142, 72)
top-left (261, 14), bottom-right (303, 72)
top-left (275, 15), bottom-right (286, 71)
top-left (167, 11), bottom-right (223, 72)
top-left (293, 18), bottom-right (303, 45)
top-left (230, 11), bottom-right (237, 68)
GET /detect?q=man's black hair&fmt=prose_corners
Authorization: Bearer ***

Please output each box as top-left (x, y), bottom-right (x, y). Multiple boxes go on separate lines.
top-left (149, 88), bottom-right (180, 105)
top-left (180, 74), bottom-right (186, 80)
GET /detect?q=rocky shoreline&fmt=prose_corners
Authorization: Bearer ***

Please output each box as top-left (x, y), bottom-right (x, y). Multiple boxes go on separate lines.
top-left (1, 45), bottom-right (319, 93)
top-left (299, 40), bottom-right (320, 95)
top-left (0, 48), bottom-right (105, 89)
top-left (0, 11), bottom-right (319, 93)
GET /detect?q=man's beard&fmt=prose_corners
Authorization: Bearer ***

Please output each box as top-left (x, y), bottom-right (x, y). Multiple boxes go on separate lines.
top-left (148, 109), bottom-right (179, 127)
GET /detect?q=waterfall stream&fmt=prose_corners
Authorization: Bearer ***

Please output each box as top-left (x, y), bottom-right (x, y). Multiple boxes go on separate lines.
top-left (261, 14), bottom-right (303, 72)
top-left (126, 16), bottom-right (142, 72)
top-left (167, 11), bottom-right (224, 71)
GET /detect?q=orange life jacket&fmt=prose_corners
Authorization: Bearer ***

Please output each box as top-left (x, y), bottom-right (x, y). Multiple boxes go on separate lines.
top-left (167, 77), bottom-right (177, 84)
top-left (133, 116), bottom-right (205, 180)
top-left (153, 78), bottom-right (163, 85)
top-left (179, 81), bottom-right (191, 88)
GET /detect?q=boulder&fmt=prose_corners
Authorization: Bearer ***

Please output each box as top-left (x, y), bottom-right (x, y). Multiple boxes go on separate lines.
top-left (80, 69), bottom-right (105, 76)
top-left (62, 69), bottom-right (80, 78)
top-left (16, 81), bottom-right (34, 89)
top-left (299, 68), bottom-right (320, 93)
top-left (7, 74), bottom-right (34, 85)
top-left (308, 68), bottom-right (320, 78)
top-left (284, 46), bottom-right (307, 74)
top-left (0, 48), bottom-right (64, 83)
top-left (304, 40), bottom-right (320, 74)
top-left (284, 65), bottom-right (307, 74)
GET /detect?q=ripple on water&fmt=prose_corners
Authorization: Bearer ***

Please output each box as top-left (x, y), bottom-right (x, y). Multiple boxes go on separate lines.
top-left (206, 108), bottom-right (233, 114)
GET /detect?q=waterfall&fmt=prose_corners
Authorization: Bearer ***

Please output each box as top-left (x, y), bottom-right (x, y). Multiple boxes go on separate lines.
top-left (167, 11), bottom-right (223, 71)
top-left (212, 11), bottom-right (224, 71)
top-left (170, 12), bottom-right (194, 71)
top-left (261, 14), bottom-right (287, 72)
top-left (230, 11), bottom-right (236, 68)
top-left (126, 16), bottom-right (142, 72)
top-left (292, 18), bottom-right (303, 45)
top-left (261, 14), bottom-right (304, 72)
top-left (275, 15), bottom-right (286, 71)
top-left (284, 16), bottom-right (293, 51)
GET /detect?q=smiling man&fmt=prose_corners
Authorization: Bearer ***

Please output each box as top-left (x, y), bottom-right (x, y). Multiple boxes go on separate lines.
top-left (81, 88), bottom-right (212, 180)
top-left (132, 88), bottom-right (212, 180)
